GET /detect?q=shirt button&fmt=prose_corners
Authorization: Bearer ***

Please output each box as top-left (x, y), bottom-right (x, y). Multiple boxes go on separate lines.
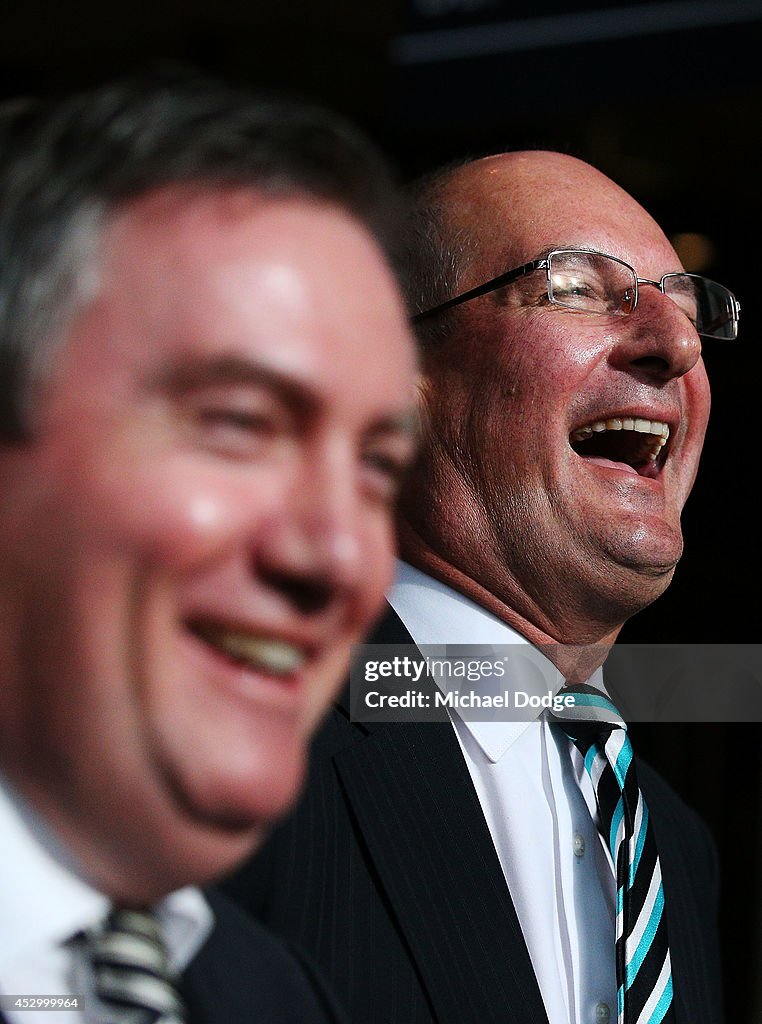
top-left (573, 832), bottom-right (586, 858)
top-left (595, 1002), bottom-right (611, 1024)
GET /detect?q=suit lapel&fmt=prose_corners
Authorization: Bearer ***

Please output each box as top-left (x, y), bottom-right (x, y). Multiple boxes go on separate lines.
top-left (336, 606), bottom-right (549, 1024)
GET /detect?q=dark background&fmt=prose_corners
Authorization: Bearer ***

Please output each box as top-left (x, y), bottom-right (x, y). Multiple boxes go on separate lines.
top-left (3, 0), bottom-right (758, 1016)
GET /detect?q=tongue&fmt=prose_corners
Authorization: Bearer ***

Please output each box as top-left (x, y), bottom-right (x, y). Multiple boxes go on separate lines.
top-left (582, 455), bottom-right (640, 477)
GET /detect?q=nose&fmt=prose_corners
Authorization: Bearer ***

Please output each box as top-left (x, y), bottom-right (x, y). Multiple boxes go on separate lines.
top-left (256, 451), bottom-right (364, 615)
top-left (608, 284), bottom-right (703, 383)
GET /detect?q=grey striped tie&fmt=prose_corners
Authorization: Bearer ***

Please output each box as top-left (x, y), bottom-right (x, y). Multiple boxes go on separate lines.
top-left (549, 684), bottom-right (675, 1024)
top-left (86, 908), bottom-right (186, 1024)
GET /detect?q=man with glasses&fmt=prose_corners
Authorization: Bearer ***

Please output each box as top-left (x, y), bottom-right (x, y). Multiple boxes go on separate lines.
top-left (414, 246), bottom-right (739, 340)
top-left (228, 151), bottom-right (730, 1024)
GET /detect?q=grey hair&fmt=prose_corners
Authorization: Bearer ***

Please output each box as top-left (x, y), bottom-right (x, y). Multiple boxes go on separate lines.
top-left (0, 69), bottom-right (400, 439)
top-left (398, 159), bottom-right (476, 350)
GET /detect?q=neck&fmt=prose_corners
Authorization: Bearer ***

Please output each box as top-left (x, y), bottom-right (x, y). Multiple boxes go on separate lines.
top-left (397, 518), bottom-right (619, 682)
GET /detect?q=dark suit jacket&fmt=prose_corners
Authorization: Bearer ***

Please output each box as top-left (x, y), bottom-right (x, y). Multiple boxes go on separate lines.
top-left (183, 889), bottom-right (345, 1023)
top-left (223, 606), bottom-right (724, 1024)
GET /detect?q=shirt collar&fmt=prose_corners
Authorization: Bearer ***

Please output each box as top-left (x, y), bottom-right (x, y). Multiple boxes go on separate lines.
top-left (388, 561), bottom-right (605, 763)
top-left (0, 775), bottom-right (213, 973)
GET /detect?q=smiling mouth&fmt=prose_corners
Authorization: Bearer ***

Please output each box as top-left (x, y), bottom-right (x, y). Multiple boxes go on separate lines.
top-left (188, 622), bottom-right (309, 677)
top-left (570, 417), bottom-right (671, 477)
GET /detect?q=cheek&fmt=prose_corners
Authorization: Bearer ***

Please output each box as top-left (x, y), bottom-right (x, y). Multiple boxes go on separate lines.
top-left (141, 489), bottom-right (240, 565)
top-left (93, 469), bottom-right (255, 571)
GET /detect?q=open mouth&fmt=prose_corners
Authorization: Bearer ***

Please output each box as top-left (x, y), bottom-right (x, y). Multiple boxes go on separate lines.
top-left (187, 620), bottom-right (309, 678)
top-left (570, 416), bottom-right (670, 478)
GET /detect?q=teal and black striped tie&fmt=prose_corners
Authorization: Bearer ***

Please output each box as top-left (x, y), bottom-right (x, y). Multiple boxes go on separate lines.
top-left (550, 684), bottom-right (675, 1024)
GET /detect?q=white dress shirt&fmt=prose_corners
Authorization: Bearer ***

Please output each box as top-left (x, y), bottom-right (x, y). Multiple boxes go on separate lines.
top-left (389, 562), bottom-right (618, 1024)
top-left (0, 776), bottom-right (212, 1024)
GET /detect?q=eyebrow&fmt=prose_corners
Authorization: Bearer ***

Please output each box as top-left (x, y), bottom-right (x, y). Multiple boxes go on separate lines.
top-left (527, 244), bottom-right (608, 263)
top-left (158, 355), bottom-right (320, 415)
top-left (489, 243), bottom-right (580, 275)
top-left (523, 246), bottom-right (686, 277)
top-left (156, 354), bottom-right (419, 438)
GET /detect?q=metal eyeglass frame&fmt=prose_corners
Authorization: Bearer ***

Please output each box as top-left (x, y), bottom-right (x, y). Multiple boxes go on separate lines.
top-left (411, 247), bottom-right (741, 341)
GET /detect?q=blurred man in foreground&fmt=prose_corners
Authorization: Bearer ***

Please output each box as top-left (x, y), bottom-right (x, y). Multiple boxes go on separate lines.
top-left (0, 73), bottom-right (417, 1023)
top-left (229, 152), bottom-right (737, 1024)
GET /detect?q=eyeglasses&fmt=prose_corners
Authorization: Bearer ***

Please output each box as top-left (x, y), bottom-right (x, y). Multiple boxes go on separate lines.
top-left (412, 248), bottom-right (741, 341)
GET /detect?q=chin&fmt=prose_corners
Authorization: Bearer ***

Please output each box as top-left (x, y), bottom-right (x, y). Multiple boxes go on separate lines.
top-left (606, 515), bottom-right (683, 574)
top-left (161, 736), bottom-right (308, 839)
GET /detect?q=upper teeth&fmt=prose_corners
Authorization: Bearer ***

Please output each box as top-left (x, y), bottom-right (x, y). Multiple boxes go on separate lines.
top-left (198, 627), bottom-right (307, 675)
top-left (570, 418), bottom-right (670, 462)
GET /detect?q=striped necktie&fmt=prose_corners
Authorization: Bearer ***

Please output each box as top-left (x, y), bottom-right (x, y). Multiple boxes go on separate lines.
top-left (86, 908), bottom-right (186, 1023)
top-left (549, 684), bottom-right (675, 1024)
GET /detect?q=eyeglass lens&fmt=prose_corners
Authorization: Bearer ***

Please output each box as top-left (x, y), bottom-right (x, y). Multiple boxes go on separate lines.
top-left (662, 274), bottom-right (737, 341)
top-left (547, 251), bottom-right (736, 339)
top-left (548, 251), bottom-right (636, 317)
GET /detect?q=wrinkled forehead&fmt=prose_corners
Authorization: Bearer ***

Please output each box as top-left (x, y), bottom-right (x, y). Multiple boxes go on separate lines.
top-left (443, 152), bottom-right (682, 283)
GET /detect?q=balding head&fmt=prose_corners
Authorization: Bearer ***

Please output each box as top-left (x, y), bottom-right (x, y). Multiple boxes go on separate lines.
top-left (404, 152), bottom-right (679, 340)
top-left (448, 152), bottom-right (677, 281)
